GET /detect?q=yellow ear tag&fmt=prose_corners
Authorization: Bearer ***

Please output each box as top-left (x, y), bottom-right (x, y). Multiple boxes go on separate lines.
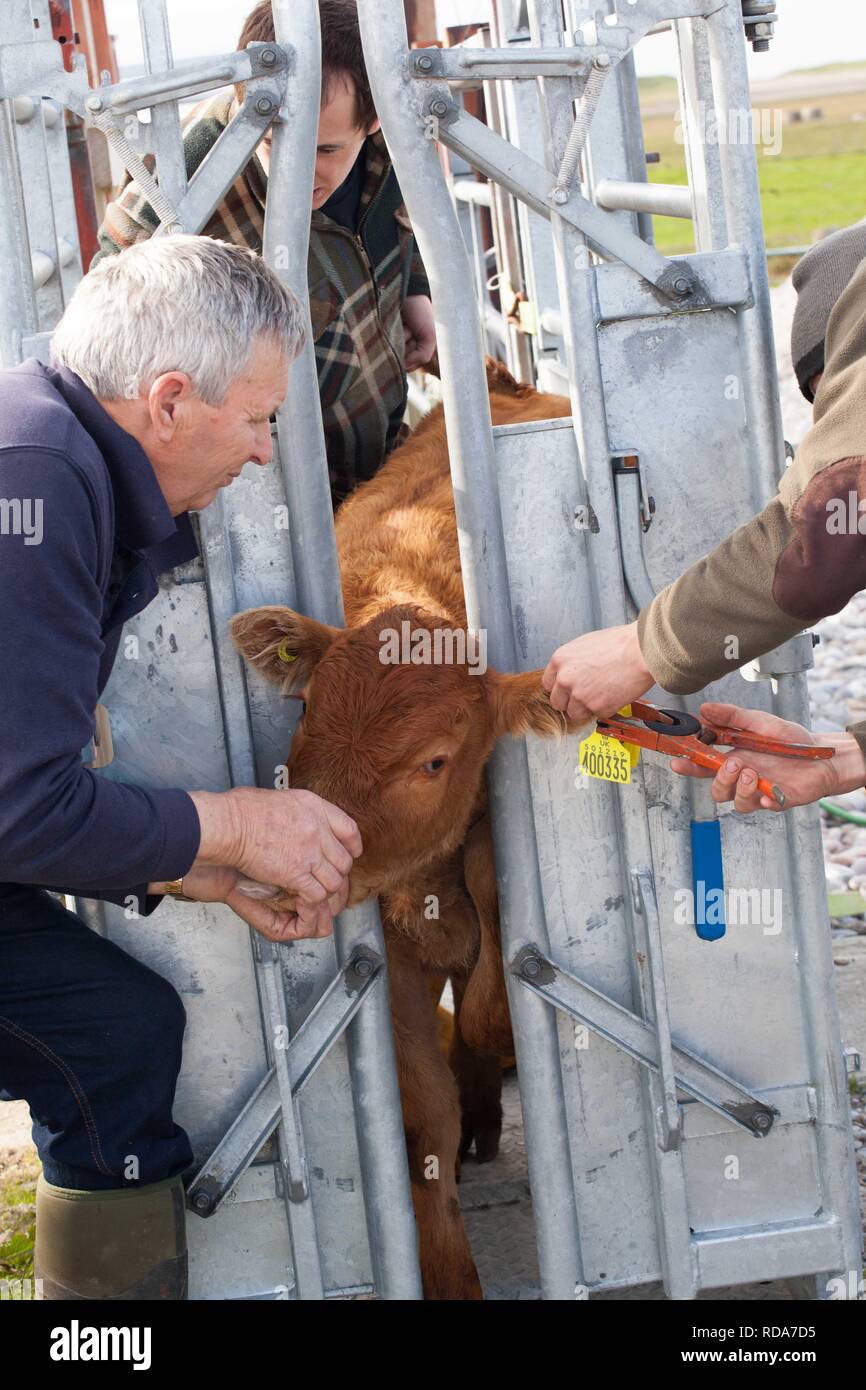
top-left (277, 641), bottom-right (297, 664)
top-left (576, 705), bottom-right (640, 785)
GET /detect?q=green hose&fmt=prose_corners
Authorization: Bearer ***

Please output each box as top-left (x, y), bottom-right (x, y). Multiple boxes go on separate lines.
top-left (820, 798), bottom-right (866, 827)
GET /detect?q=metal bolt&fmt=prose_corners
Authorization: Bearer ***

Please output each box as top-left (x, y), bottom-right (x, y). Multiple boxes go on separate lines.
top-left (261, 47), bottom-right (278, 65)
top-left (551, 187), bottom-right (569, 205)
top-left (672, 275), bottom-right (692, 297)
top-left (752, 39), bottom-right (770, 51)
top-left (753, 1111), bottom-right (772, 1133)
top-left (429, 98), bottom-right (449, 118)
top-left (593, 53), bottom-right (612, 69)
top-left (754, 22), bottom-right (771, 35)
top-left (192, 1191), bottom-right (211, 1214)
top-left (354, 957), bottom-right (373, 979)
top-left (85, 94), bottom-right (104, 113)
top-left (256, 95), bottom-right (274, 117)
top-left (522, 956), bottom-right (542, 979)
top-left (416, 53), bottom-right (434, 71)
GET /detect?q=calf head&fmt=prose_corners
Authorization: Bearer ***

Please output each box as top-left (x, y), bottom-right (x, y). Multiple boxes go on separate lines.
top-left (231, 603), bottom-right (570, 904)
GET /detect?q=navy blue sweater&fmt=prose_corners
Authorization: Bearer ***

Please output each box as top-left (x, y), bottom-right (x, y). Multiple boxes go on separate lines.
top-left (0, 359), bottom-right (202, 912)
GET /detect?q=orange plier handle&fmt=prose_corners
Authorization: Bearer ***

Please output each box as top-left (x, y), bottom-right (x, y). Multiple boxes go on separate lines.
top-left (595, 701), bottom-right (834, 810)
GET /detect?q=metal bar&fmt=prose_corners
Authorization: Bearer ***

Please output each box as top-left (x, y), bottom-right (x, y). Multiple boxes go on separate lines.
top-left (489, 0), bottom-right (562, 357)
top-left (480, 28), bottom-right (535, 379)
top-left (7, 8), bottom-right (64, 330)
top-left (172, 88), bottom-right (281, 235)
top-left (674, 17), bottom-right (728, 250)
top-left (595, 177), bottom-right (692, 219)
top-left (527, 0), bottom-right (697, 1302)
top-left (412, 46), bottom-right (594, 78)
top-left (137, 0), bottom-right (188, 212)
top-left (695, 1221), bottom-right (846, 1291)
top-left (89, 55), bottom-right (260, 115)
top-left (0, 99), bottom-right (38, 365)
top-left (766, 244), bottom-right (810, 258)
top-left (704, 0), bottom-right (785, 507)
top-left (196, 495), bottom-right (325, 1300)
top-left (263, 6), bottom-right (340, 621)
top-left (262, 948), bottom-right (312, 1204)
top-left (771, 682), bottom-right (865, 1284)
top-left (265, 0), bottom-right (422, 1302)
top-left (431, 103), bottom-right (708, 303)
top-left (633, 871), bottom-right (682, 1149)
top-left (261, 944), bottom-right (325, 1300)
top-left (481, 301), bottom-right (509, 346)
top-left (509, 943), bottom-right (777, 1136)
top-left (453, 178), bottom-right (491, 206)
top-left (359, 0), bottom-right (585, 1302)
top-left (187, 944), bottom-right (384, 1217)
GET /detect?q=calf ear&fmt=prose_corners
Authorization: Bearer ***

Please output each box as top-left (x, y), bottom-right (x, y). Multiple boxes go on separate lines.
top-left (487, 669), bottom-right (589, 739)
top-left (229, 605), bottom-right (342, 694)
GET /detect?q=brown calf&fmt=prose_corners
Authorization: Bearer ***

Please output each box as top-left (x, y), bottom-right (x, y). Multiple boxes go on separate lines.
top-left (231, 363), bottom-right (573, 1299)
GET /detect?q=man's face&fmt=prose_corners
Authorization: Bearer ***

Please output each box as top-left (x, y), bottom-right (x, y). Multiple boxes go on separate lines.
top-left (155, 339), bottom-right (289, 513)
top-left (256, 73), bottom-right (379, 208)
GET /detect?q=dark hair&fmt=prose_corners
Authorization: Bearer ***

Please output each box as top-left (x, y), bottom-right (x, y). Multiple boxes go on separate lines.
top-left (236, 0), bottom-right (376, 130)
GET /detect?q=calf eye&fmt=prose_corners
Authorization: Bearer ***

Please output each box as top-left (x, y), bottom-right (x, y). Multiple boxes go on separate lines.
top-left (421, 757), bottom-right (447, 775)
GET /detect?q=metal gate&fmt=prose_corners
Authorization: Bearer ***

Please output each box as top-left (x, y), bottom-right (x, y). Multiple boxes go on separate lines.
top-left (0, 0), bottom-right (861, 1299)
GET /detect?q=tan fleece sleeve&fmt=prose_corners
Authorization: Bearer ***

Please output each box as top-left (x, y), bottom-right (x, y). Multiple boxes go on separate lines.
top-left (636, 496), bottom-right (806, 694)
top-left (846, 720), bottom-right (866, 774)
top-left (638, 254), bottom-right (866, 694)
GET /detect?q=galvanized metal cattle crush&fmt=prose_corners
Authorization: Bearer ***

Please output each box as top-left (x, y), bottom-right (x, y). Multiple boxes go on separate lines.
top-left (0, 0), bottom-right (862, 1298)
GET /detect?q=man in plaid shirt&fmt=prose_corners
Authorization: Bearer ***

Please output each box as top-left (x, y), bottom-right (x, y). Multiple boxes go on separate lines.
top-left (94, 0), bottom-right (435, 508)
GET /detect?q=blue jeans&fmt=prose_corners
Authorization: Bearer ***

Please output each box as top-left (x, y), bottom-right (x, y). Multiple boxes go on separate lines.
top-left (0, 885), bottom-right (193, 1191)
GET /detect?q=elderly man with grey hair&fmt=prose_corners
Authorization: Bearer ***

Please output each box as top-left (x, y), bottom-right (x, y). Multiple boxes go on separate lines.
top-left (0, 235), bottom-right (362, 1300)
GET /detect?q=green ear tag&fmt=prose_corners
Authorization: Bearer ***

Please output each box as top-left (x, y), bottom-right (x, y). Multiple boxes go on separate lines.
top-left (277, 640), bottom-right (297, 664)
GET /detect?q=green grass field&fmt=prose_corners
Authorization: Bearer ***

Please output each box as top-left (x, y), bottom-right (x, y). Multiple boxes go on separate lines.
top-left (641, 88), bottom-right (866, 281)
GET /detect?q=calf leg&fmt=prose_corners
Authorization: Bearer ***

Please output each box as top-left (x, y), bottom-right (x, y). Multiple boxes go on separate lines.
top-left (449, 972), bottom-right (503, 1164)
top-left (459, 816), bottom-right (514, 1058)
top-left (386, 939), bottom-right (483, 1300)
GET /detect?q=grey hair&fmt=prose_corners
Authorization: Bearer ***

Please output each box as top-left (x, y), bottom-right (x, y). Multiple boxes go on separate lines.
top-left (51, 234), bottom-right (305, 404)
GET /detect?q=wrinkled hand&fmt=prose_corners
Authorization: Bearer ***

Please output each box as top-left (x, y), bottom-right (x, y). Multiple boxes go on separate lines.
top-left (228, 785), bottom-right (360, 905)
top-left (177, 864), bottom-right (347, 941)
top-left (543, 621), bottom-right (654, 724)
top-left (668, 702), bottom-right (860, 814)
top-left (401, 294), bottom-right (437, 371)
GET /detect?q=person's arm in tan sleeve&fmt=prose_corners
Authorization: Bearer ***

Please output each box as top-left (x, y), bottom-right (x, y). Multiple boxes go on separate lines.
top-left (545, 455), bottom-right (866, 722)
top-left (638, 454), bottom-right (866, 693)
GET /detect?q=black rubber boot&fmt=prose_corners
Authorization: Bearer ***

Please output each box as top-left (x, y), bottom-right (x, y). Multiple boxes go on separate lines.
top-left (35, 1172), bottom-right (188, 1300)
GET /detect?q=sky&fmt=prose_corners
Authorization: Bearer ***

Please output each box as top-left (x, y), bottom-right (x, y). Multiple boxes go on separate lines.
top-left (102, 0), bottom-right (866, 81)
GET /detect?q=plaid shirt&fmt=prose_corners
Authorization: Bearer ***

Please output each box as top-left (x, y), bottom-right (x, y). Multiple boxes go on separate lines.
top-left (94, 92), bottom-right (430, 506)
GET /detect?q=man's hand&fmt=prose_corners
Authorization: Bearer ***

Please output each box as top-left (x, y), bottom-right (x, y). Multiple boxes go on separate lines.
top-left (188, 787), bottom-right (362, 934)
top-left (401, 294), bottom-right (437, 372)
top-left (668, 702), bottom-right (866, 813)
top-left (154, 864), bottom-right (345, 941)
top-left (543, 621), bottom-right (654, 724)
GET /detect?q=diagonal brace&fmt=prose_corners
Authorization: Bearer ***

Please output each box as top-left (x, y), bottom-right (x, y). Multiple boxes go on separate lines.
top-left (509, 943), bottom-right (778, 1138)
top-left (187, 943), bottom-right (384, 1216)
top-left (429, 100), bottom-right (710, 306)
